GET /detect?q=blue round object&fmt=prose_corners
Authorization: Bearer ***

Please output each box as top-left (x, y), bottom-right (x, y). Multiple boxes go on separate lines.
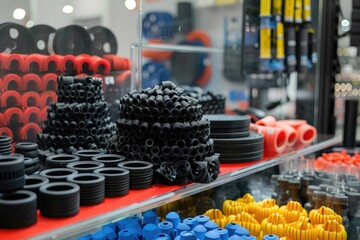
top-left (92, 230), bottom-right (107, 240)
top-left (214, 228), bottom-right (228, 240)
top-left (176, 223), bottom-right (191, 236)
top-left (204, 221), bottom-right (218, 231)
top-left (155, 233), bottom-right (171, 240)
top-left (263, 234), bottom-right (279, 240)
top-left (226, 223), bottom-right (240, 237)
top-left (143, 210), bottom-right (159, 226)
top-left (180, 230), bottom-right (198, 240)
top-left (158, 221), bottom-right (174, 236)
top-left (183, 217), bottom-right (199, 229)
top-left (234, 227), bottom-right (250, 237)
top-left (204, 230), bottom-right (221, 240)
top-left (143, 223), bottom-right (160, 240)
top-left (142, 12), bottom-right (175, 39)
top-left (166, 211), bottom-right (180, 230)
top-left (228, 235), bottom-right (242, 240)
top-left (194, 215), bottom-right (210, 225)
top-left (102, 226), bottom-right (117, 240)
top-left (193, 224), bottom-right (207, 240)
top-left (118, 229), bottom-right (135, 240)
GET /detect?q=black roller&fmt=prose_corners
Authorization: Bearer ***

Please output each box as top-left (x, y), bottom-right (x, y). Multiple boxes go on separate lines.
top-left (29, 24), bottom-right (56, 55)
top-left (89, 26), bottom-right (117, 56)
top-left (53, 25), bottom-right (91, 55)
top-left (0, 22), bottom-right (34, 54)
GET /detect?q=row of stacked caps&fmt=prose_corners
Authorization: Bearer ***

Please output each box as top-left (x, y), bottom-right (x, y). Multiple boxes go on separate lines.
top-left (110, 81), bottom-right (220, 184)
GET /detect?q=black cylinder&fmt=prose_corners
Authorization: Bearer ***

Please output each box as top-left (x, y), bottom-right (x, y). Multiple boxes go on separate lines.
top-left (343, 99), bottom-right (359, 148)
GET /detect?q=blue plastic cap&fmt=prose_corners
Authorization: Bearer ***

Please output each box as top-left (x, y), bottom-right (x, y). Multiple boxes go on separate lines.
top-left (194, 215), bottom-right (210, 225)
top-left (92, 230), bottom-right (107, 240)
top-left (234, 227), bottom-right (249, 237)
top-left (263, 234), bottom-right (279, 240)
top-left (118, 229), bottom-right (135, 240)
top-left (183, 217), bottom-right (199, 229)
top-left (76, 234), bottom-right (93, 240)
top-left (238, 236), bottom-right (256, 240)
top-left (228, 235), bottom-right (242, 240)
top-left (193, 225), bottom-right (207, 240)
top-left (143, 210), bottom-right (159, 226)
top-left (204, 221), bottom-right (218, 231)
top-left (102, 227), bottom-right (116, 239)
top-left (143, 223), bottom-right (160, 240)
top-left (116, 218), bottom-right (143, 239)
top-left (155, 233), bottom-right (171, 240)
top-left (214, 228), bottom-right (228, 240)
top-left (159, 221), bottom-right (174, 236)
top-left (180, 230), bottom-right (198, 240)
top-left (176, 223), bottom-right (191, 236)
top-left (166, 212), bottom-right (181, 229)
top-left (205, 230), bottom-right (221, 240)
top-left (225, 223), bottom-right (240, 237)
top-left (102, 222), bottom-right (116, 231)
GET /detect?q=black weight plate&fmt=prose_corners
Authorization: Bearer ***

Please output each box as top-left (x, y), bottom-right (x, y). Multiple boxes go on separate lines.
top-left (219, 154), bottom-right (263, 163)
top-left (212, 131), bottom-right (263, 144)
top-left (210, 131), bottom-right (250, 139)
top-left (29, 24), bottom-right (56, 55)
top-left (88, 26), bottom-right (117, 56)
top-left (210, 126), bottom-right (250, 134)
top-left (0, 22), bottom-right (34, 54)
top-left (53, 25), bottom-right (91, 55)
top-left (205, 114), bottom-right (251, 129)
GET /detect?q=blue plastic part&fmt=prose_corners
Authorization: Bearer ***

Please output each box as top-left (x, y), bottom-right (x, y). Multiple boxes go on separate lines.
top-left (76, 234), bottom-right (93, 240)
top-left (205, 230), bottom-right (221, 240)
top-left (118, 229), bottom-right (135, 240)
top-left (116, 218), bottom-right (143, 239)
top-left (228, 235), bottom-right (242, 240)
top-left (158, 221), bottom-right (174, 238)
top-left (204, 221), bottom-right (218, 231)
top-left (225, 223), bottom-right (240, 237)
top-left (143, 223), bottom-right (161, 240)
top-left (155, 233), bottom-right (171, 240)
top-left (263, 234), bottom-right (279, 240)
top-left (270, 59), bottom-right (285, 71)
top-left (92, 230), bottom-right (107, 240)
top-left (102, 222), bottom-right (117, 231)
top-left (102, 226), bottom-right (117, 240)
top-left (193, 224), bottom-right (207, 240)
top-left (180, 230), bottom-right (198, 240)
top-left (176, 223), bottom-right (191, 236)
top-left (142, 12), bottom-right (175, 39)
top-left (183, 217), bottom-right (199, 230)
top-left (194, 215), bottom-right (210, 225)
top-left (234, 227), bottom-right (250, 237)
top-left (238, 236), bottom-right (256, 240)
top-left (143, 210), bottom-right (159, 226)
top-left (214, 228), bottom-right (228, 240)
top-left (166, 212), bottom-right (181, 230)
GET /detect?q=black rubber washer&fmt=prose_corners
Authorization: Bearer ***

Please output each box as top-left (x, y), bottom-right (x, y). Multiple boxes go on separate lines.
top-left (16, 149), bottom-right (39, 159)
top-left (210, 126), bottom-right (250, 134)
top-left (53, 25), bottom-right (91, 55)
top-left (24, 175), bottom-right (49, 208)
top-left (39, 168), bottom-right (78, 182)
top-left (0, 22), bottom-right (35, 54)
top-left (94, 168), bottom-right (130, 197)
top-left (24, 157), bottom-right (39, 167)
top-left (15, 142), bottom-right (38, 152)
top-left (46, 154), bottom-right (80, 168)
top-left (212, 131), bottom-right (263, 144)
top-left (29, 24), bottom-right (56, 55)
top-left (210, 131), bottom-right (250, 139)
top-left (92, 154), bottom-right (126, 167)
top-left (0, 190), bottom-right (37, 228)
top-left (0, 155), bottom-right (25, 192)
top-left (39, 182), bottom-right (80, 218)
top-left (66, 161), bottom-right (105, 173)
top-left (204, 114), bottom-right (250, 129)
top-left (73, 149), bottom-right (107, 161)
top-left (88, 26), bottom-right (118, 56)
top-left (117, 161), bottom-right (153, 174)
top-left (0, 136), bottom-right (11, 144)
top-left (67, 173), bottom-right (105, 206)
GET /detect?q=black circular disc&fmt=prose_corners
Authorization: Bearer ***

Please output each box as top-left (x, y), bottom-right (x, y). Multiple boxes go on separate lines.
top-left (204, 114), bottom-right (251, 129)
top-left (29, 24), bottom-right (56, 55)
top-left (212, 131), bottom-right (263, 145)
top-left (210, 131), bottom-right (250, 139)
top-left (0, 22), bottom-right (34, 54)
top-left (89, 26), bottom-right (117, 56)
top-left (53, 25), bottom-right (91, 55)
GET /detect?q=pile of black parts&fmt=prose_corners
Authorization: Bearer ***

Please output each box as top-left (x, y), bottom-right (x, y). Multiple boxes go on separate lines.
top-left (38, 76), bottom-right (116, 154)
top-left (0, 135), bottom-right (12, 155)
top-left (112, 81), bottom-right (219, 184)
top-left (183, 86), bottom-right (226, 114)
top-left (206, 114), bottom-right (264, 163)
top-left (15, 142), bottom-right (40, 175)
top-left (118, 161), bottom-right (153, 189)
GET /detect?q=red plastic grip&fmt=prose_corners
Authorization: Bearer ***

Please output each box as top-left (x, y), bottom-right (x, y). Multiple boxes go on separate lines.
top-left (61, 54), bottom-right (77, 72)
top-left (22, 73), bottom-right (42, 92)
top-left (0, 127), bottom-right (14, 140)
top-left (41, 73), bottom-right (58, 91)
top-left (256, 116), bottom-right (277, 127)
top-left (3, 107), bottom-right (25, 125)
top-left (22, 91), bottom-right (41, 110)
top-left (75, 54), bottom-right (93, 74)
top-left (24, 54), bottom-right (47, 72)
top-left (0, 53), bottom-right (7, 70)
top-left (24, 107), bottom-right (42, 124)
top-left (0, 113), bottom-right (5, 127)
top-left (3, 74), bottom-right (22, 92)
top-left (91, 56), bottom-right (110, 74)
top-left (103, 54), bottom-right (131, 71)
top-left (5, 54), bottom-right (26, 71)
top-left (43, 54), bottom-right (63, 72)
top-left (41, 91), bottom-right (57, 108)
top-left (19, 123), bottom-right (41, 141)
top-left (0, 90), bottom-right (22, 108)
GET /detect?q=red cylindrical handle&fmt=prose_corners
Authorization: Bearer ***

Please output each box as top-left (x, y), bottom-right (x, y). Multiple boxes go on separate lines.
top-left (43, 54), bottom-right (63, 72)
top-left (75, 54), bottom-right (93, 74)
top-left (5, 54), bottom-right (26, 71)
top-left (22, 73), bottom-right (42, 92)
top-left (24, 107), bottom-right (42, 124)
top-left (1, 90), bottom-right (22, 108)
top-left (22, 91), bottom-right (41, 110)
top-left (256, 116), bottom-right (277, 127)
top-left (19, 123), bottom-right (42, 141)
top-left (91, 56), bottom-right (110, 74)
top-left (41, 73), bottom-right (58, 91)
top-left (24, 54), bottom-right (47, 72)
top-left (61, 55), bottom-right (77, 72)
top-left (4, 107), bottom-right (25, 125)
top-left (3, 74), bottom-right (22, 92)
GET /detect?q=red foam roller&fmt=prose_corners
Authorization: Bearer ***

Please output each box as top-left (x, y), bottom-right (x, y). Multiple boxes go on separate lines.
top-left (0, 53), bottom-right (8, 70)
top-left (61, 55), bottom-right (77, 72)
top-left (41, 73), bottom-right (58, 91)
top-left (3, 107), bottom-right (25, 125)
top-left (0, 90), bottom-right (22, 108)
top-left (0, 127), bottom-right (14, 140)
top-left (0, 79), bottom-right (4, 93)
top-left (5, 54), bottom-right (26, 71)
top-left (256, 116), bottom-right (277, 127)
top-left (0, 113), bottom-right (5, 127)
top-left (19, 123), bottom-right (41, 141)
top-left (250, 124), bottom-right (287, 154)
top-left (22, 91), bottom-right (41, 110)
top-left (75, 54), bottom-right (93, 74)
top-left (41, 91), bottom-right (57, 109)
top-left (44, 54), bottom-right (63, 72)
top-left (22, 73), bottom-right (42, 92)
top-left (103, 54), bottom-right (131, 71)
top-left (24, 54), bottom-right (47, 72)
top-left (24, 107), bottom-right (42, 124)
top-left (3, 74), bottom-right (22, 92)
top-left (91, 56), bottom-right (110, 74)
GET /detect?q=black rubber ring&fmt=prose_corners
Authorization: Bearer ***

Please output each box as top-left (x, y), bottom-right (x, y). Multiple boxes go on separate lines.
top-left (46, 154), bottom-right (80, 168)
top-left (66, 161), bottom-right (105, 173)
top-left (39, 168), bottom-right (78, 182)
top-left (117, 161), bottom-right (153, 173)
top-left (15, 142), bottom-right (38, 151)
top-left (92, 154), bottom-right (126, 167)
top-left (73, 149), bottom-right (107, 161)
top-left (0, 155), bottom-right (25, 192)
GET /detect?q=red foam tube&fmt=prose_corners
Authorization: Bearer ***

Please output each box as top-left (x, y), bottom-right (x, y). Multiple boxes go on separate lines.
top-left (91, 56), bottom-right (111, 74)
top-left (61, 55), bottom-right (77, 72)
top-left (22, 91), bottom-right (41, 110)
top-left (4, 107), bottom-right (25, 125)
top-left (41, 73), bottom-right (58, 91)
top-left (41, 91), bottom-right (57, 109)
top-left (0, 90), bottom-right (22, 108)
top-left (276, 119), bottom-right (307, 128)
top-left (5, 54), bottom-right (26, 71)
top-left (0, 53), bottom-right (7, 70)
top-left (250, 124), bottom-right (287, 154)
top-left (43, 54), bottom-right (63, 72)
top-left (296, 123), bottom-right (317, 146)
top-left (0, 127), bottom-right (14, 140)
top-left (24, 54), bottom-right (47, 72)
top-left (22, 73), bottom-right (42, 92)
top-left (103, 54), bottom-right (131, 71)
top-left (75, 54), bottom-right (93, 74)
top-left (42, 107), bottom-right (48, 122)
top-left (19, 123), bottom-right (41, 141)
top-left (0, 113), bottom-right (5, 127)
top-left (275, 122), bottom-right (297, 147)
top-left (24, 107), bottom-right (42, 124)
top-left (0, 79), bottom-right (3, 93)
top-left (115, 70), bottom-right (131, 86)
top-left (3, 74), bottom-right (22, 92)
top-left (256, 116), bottom-right (277, 127)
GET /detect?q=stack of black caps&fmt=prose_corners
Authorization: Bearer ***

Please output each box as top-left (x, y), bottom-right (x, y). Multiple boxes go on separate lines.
top-left (0, 136), bottom-right (12, 155)
top-left (118, 161), bottom-right (153, 189)
top-left (205, 114), bottom-right (264, 163)
top-left (94, 168), bottom-right (129, 197)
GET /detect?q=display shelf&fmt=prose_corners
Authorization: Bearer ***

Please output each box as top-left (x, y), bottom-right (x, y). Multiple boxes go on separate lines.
top-left (1, 135), bottom-right (341, 240)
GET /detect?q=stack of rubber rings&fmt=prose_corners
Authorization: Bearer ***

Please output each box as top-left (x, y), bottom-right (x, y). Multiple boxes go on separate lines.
top-left (111, 81), bottom-right (220, 184)
top-left (14, 142), bottom-right (40, 175)
top-left (37, 76), bottom-right (116, 154)
top-left (206, 115), bottom-right (264, 163)
top-left (0, 135), bottom-right (12, 155)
